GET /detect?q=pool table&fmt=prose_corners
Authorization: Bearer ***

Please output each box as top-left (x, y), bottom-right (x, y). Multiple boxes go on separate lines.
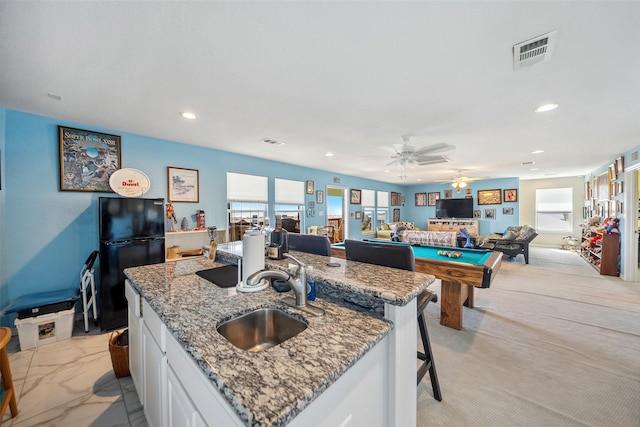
top-left (331, 240), bottom-right (503, 330)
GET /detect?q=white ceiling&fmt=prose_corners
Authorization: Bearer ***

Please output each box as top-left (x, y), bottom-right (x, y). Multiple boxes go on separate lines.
top-left (1, 1), bottom-right (640, 185)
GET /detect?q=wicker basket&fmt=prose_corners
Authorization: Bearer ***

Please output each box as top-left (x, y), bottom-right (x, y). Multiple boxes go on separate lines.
top-left (109, 330), bottom-right (131, 378)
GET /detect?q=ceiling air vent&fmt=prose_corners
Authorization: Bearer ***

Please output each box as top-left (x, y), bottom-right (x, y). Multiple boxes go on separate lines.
top-left (513, 31), bottom-right (557, 71)
top-left (261, 138), bottom-right (285, 146)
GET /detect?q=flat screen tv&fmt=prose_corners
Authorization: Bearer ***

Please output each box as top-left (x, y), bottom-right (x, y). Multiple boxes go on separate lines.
top-left (435, 198), bottom-right (474, 219)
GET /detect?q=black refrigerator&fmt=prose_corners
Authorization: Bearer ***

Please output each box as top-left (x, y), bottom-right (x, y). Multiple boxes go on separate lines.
top-left (98, 197), bottom-right (165, 330)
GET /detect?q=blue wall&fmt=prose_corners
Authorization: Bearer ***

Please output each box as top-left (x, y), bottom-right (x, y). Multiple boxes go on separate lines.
top-left (404, 178), bottom-right (520, 236)
top-left (0, 109), bottom-right (525, 326)
top-left (0, 110), bottom-right (407, 326)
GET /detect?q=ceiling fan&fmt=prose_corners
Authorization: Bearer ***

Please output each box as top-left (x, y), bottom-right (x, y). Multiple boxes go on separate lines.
top-left (381, 135), bottom-right (454, 168)
top-left (442, 170), bottom-right (489, 193)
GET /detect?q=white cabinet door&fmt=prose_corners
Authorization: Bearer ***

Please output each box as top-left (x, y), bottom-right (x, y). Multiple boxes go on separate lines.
top-left (143, 321), bottom-right (167, 427)
top-left (167, 366), bottom-right (207, 427)
top-left (125, 280), bottom-right (144, 404)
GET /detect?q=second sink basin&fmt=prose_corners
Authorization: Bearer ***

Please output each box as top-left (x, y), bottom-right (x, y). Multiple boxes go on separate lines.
top-left (217, 307), bottom-right (307, 352)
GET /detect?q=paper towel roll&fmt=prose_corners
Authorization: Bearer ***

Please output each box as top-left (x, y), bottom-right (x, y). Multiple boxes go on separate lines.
top-left (242, 230), bottom-right (265, 285)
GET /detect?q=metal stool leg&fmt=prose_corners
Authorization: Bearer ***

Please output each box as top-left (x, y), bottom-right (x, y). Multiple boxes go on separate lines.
top-left (416, 290), bottom-right (442, 401)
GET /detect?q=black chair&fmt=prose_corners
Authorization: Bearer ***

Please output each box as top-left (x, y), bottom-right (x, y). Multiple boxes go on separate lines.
top-left (288, 233), bottom-right (332, 256)
top-left (343, 239), bottom-right (442, 401)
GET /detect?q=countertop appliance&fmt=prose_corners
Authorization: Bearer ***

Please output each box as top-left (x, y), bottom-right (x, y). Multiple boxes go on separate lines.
top-left (98, 197), bottom-right (165, 330)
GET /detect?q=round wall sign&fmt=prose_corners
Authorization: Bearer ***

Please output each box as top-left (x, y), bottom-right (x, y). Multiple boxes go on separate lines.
top-left (109, 168), bottom-right (151, 197)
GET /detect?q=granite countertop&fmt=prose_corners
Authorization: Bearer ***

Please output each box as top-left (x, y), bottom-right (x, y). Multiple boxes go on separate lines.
top-left (125, 250), bottom-right (434, 427)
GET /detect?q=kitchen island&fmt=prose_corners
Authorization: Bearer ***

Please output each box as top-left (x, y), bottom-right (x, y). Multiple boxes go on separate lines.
top-left (124, 243), bottom-right (435, 426)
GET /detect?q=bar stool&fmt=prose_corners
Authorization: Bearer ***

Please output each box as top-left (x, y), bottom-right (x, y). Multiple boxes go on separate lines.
top-left (344, 239), bottom-right (442, 401)
top-left (417, 290), bottom-right (442, 401)
top-left (0, 327), bottom-right (18, 422)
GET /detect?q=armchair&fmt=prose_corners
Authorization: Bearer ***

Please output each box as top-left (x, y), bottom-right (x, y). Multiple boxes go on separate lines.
top-left (479, 225), bottom-right (538, 264)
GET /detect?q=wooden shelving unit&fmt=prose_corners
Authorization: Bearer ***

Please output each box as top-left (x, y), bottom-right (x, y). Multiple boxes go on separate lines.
top-left (427, 219), bottom-right (479, 237)
top-left (581, 228), bottom-right (619, 276)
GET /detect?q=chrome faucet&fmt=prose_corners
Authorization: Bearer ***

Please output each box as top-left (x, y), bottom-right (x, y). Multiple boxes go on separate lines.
top-left (246, 253), bottom-right (324, 316)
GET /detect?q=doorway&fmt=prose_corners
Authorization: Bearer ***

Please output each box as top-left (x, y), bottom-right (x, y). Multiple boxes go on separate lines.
top-left (326, 186), bottom-right (347, 243)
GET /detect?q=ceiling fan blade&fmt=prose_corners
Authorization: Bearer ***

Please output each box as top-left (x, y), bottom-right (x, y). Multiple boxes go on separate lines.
top-left (416, 155), bottom-right (451, 166)
top-left (413, 143), bottom-right (455, 156)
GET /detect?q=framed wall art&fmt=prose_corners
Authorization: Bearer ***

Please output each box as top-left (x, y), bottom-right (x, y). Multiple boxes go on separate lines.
top-left (316, 190), bottom-right (324, 204)
top-left (391, 192), bottom-right (401, 206)
top-left (306, 180), bottom-right (314, 194)
top-left (428, 192), bottom-right (440, 206)
top-left (484, 208), bottom-right (496, 219)
top-left (168, 166), bottom-right (199, 202)
top-left (473, 209), bottom-right (481, 218)
top-left (504, 189), bottom-right (517, 202)
top-left (616, 156), bottom-right (625, 176)
top-left (477, 189), bottom-right (502, 205)
top-left (58, 126), bottom-right (121, 192)
top-left (355, 211), bottom-right (362, 220)
top-left (444, 189), bottom-right (453, 199)
top-left (503, 207), bottom-right (514, 215)
top-left (350, 189), bottom-right (361, 204)
top-left (415, 192), bottom-right (427, 206)
top-left (393, 208), bottom-right (400, 222)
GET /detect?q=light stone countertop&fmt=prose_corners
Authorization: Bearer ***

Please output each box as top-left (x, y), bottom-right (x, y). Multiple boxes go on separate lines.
top-left (125, 247), bottom-right (435, 427)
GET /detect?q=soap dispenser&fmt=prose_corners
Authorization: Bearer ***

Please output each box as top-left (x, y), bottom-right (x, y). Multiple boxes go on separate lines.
top-left (306, 265), bottom-right (316, 301)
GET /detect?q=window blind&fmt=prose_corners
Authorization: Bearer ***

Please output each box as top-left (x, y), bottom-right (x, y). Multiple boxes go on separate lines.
top-left (362, 189), bottom-right (375, 207)
top-left (227, 172), bottom-right (268, 202)
top-left (377, 191), bottom-right (389, 208)
top-left (275, 178), bottom-right (304, 205)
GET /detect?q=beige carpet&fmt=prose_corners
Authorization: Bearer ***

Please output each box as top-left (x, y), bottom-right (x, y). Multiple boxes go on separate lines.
top-left (418, 247), bottom-right (640, 427)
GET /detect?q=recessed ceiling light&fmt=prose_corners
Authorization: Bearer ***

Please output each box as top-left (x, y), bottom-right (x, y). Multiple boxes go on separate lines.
top-left (325, 152), bottom-right (334, 157)
top-left (531, 168), bottom-right (540, 171)
top-left (531, 150), bottom-right (544, 154)
top-left (180, 112), bottom-right (197, 120)
top-left (384, 169), bottom-right (390, 173)
top-left (522, 161), bottom-right (536, 165)
top-left (535, 103), bottom-right (558, 113)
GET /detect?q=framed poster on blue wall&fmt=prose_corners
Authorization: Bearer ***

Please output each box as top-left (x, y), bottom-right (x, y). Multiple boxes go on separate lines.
top-left (58, 126), bottom-right (121, 192)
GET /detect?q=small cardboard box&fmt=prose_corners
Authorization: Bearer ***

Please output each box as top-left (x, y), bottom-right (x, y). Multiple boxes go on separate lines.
top-left (15, 306), bottom-right (75, 350)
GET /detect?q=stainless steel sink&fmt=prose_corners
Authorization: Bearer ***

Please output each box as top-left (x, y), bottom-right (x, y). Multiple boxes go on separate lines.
top-left (217, 307), bottom-right (307, 352)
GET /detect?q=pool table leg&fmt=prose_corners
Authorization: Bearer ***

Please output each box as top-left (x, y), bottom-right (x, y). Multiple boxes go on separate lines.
top-left (440, 280), bottom-right (474, 330)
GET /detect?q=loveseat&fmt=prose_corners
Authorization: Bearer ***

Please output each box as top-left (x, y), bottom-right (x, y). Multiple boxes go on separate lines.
top-left (478, 225), bottom-right (538, 264)
top-left (375, 222), bottom-right (419, 240)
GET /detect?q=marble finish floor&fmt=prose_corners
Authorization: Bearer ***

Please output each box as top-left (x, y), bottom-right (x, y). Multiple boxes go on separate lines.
top-left (2, 320), bottom-right (147, 427)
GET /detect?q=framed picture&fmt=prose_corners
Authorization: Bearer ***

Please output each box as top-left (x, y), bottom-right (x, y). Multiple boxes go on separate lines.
top-left (306, 180), bottom-right (314, 194)
top-left (428, 192), bottom-right (440, 206)
top-left (351, 189), bottom-right (362, 204)
top-left (477, 189), bottom-right (502, 205)
top-left (391, 192), bottom-right (400, 206)
top-left (167, 166), bottom-right (199, 202)
top-left (58, 126), bottom-right (121, 192)
top-left (504, 188), bottom-right (518, 202)
top-left (503, 207), bottom-right (514, 215)
top-left (444, 189), bottom-right (453, 199)
top-left (484, 208), bottom-right (496, 219)
top-left (584, 181), bottom-right (591, 200)
top-left (355, 211), bottom-right (362, 220)
top-left (473, 209), bottom-right (481, 218)
top-left (616, 156), bottom-right (625, 176)
top-left (309, 201), bottom-right (315, 209)
top-left (393, 208), bottom-right (400, 222)
top-left (316, 190), bottom-right (324, 204)
top-left (350, 212), bottom-right (355, 219)
top-left (415, 192), bottom-right (427, 206)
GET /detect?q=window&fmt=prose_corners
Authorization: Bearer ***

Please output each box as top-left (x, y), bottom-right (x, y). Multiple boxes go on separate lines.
top-left (377, 191), bottom-right (389, 225)
top-left (274, 178), bottom-right (304, 233)
top-left (535, 188), bottom-right (573, 232)
top-left (227, 172), bottom-right (268, 241)
top-left (361, 189), bottom-right (375, 232)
